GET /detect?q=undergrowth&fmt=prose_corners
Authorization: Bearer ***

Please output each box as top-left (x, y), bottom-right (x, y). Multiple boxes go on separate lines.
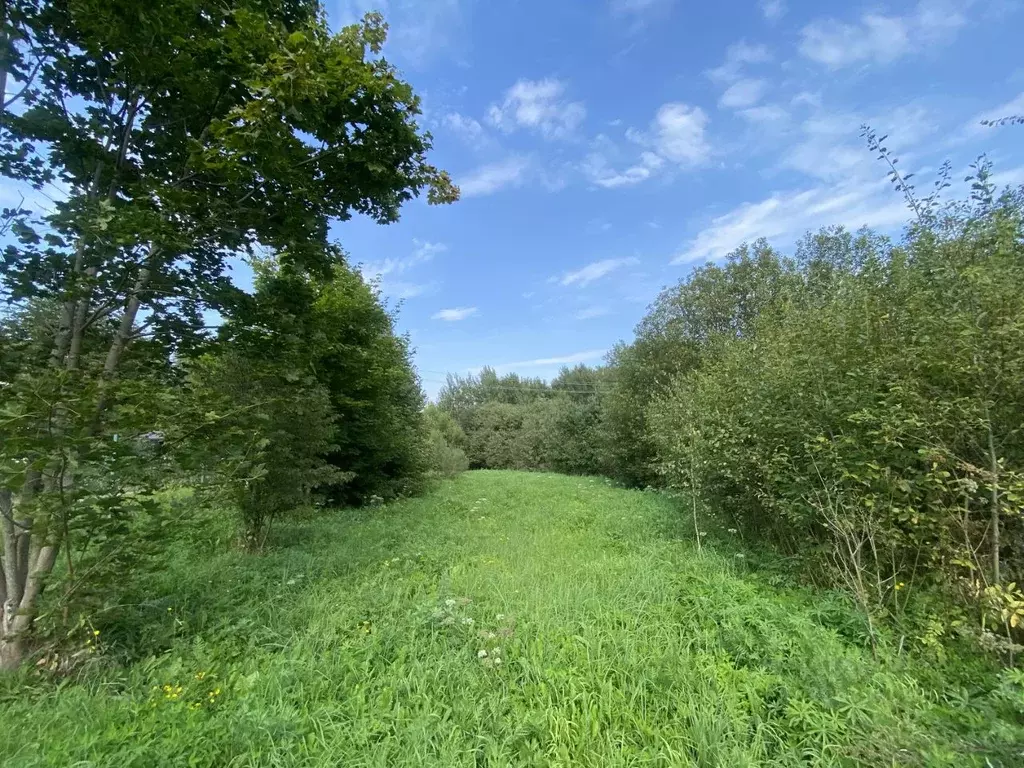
top-left (1, 471), bottom-right (1021, 767)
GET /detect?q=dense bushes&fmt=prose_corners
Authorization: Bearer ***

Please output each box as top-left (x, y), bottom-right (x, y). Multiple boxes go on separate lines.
top-left (422, 405), bottom-right (470, 479)
top-left (439, 174), bottom-right (1024, 651)
top-left (644, 185), bottom-right (1024, 640)
top-left (438, 366), bottom-right (608, 475)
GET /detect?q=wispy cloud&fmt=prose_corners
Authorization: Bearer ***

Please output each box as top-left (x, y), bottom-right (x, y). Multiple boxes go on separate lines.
top-left (458, 156), bottom-right (531, 197)
top-left (585, 102), bottom-right (710, 188)
top-left (584, 145), bottom-right (664, 188)
top-left (707, 40), bottom-right (772, 85)
top-left (443, 112), bottom-right (487, 144)
top-left (719, 78), bottom-right (767, 109)
top-left (487, 78), bottom-right (586, 140)
top-left (433, 307), bottom-right (479, 322)
top-left (608, 0), bottom-right (675, 30)
top-left (360, 239), bottom-right (446, 279)
top-left (556, 257), bottom-right (639, 287)
top-left (782, 104), bottom-right (935, 182)
top-left (673, 179), bottom-right (911, 264)
top-left (388, 282), bottom-right (437, 300)
top-left (574, 306), bottom-right (611, 320)
top-left (760, 0), bottom-right (786, 22)
top-left (799, 0), bottom-right (972, 69)
top-left (497, 349), bottom-right (608, 369)
top-left (961, 91), bottom-right (1024, 137)
top-left (738, 104), bottom-right (789, 124)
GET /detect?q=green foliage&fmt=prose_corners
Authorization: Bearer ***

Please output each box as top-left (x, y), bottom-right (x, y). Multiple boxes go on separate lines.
top-left (421, 405), bottom-right (469, 479)
top-left (1, 472), bottom-right (1020, 766)
top-left (1, 1), bottom-right (454, 669)
top-left (646, 176), bottom-right (1024, 652)
top-left (437, 365), bottom-right (609, 476)
top-left (185, 349), bottom-right (343, 550)
top-left (309, 266), bottom-right (427, 504)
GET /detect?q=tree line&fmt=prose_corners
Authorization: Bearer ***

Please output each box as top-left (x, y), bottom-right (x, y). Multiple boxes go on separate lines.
top-left (0, 1), bottom-right (464, 671)
top-left (439, 165), bottom-right (1024, 657)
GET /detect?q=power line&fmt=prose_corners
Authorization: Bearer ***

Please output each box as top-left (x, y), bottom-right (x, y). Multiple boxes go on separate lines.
top-left (420, 380), bottom-right (614, 395)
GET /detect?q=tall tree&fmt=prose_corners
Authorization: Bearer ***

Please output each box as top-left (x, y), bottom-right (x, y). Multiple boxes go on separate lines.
top-left (0, 1), bottom-right (456, 670)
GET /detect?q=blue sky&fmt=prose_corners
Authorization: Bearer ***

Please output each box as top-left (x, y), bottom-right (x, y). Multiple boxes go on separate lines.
top-left (5, 1), bottom-right (1023, 398)
top-left (320, 0), bottom-right (1024, 398)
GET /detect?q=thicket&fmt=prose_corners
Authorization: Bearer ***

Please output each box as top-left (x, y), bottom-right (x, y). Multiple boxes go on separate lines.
top-left (0, 1), bottom-right (461, 673)
top-left (438, 366), bottom-right (609, 475)
top-left (439, 168), bottom-right (1024, 657)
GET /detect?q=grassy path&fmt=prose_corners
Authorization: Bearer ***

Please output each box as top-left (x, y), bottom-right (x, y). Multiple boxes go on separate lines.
top-left (1, 471), bottom-right (1021, 766)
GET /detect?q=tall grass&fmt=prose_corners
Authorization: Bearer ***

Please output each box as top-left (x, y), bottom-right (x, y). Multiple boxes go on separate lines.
top-left (1, 472), bottom-right (1021, 766)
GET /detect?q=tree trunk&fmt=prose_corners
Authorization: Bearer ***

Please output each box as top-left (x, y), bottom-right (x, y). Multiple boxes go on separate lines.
top-left (1, 488), bottom-right (28, 670)
top-left (987, 420), bottom-right (1000, 586)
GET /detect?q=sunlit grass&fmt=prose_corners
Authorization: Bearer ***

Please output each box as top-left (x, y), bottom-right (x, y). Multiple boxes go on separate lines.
top-left (1, 471), bottom-right (1021, 766)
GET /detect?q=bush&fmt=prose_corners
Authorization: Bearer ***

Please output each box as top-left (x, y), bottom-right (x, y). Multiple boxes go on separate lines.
top-left (647, 181), bottom-right (1024, 645)
top-left (422, 405), bottom-right (469, 478)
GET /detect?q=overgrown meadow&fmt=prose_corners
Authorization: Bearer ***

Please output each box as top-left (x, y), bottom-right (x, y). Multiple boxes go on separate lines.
top-left (3, 473), bottom-right (1022, 767)
top-left (2, 1), bottom-right (1024, 766)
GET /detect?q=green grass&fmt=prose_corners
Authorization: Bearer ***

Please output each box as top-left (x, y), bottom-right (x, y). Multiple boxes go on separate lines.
top-left (2, 471), bottom-right (1022, 766)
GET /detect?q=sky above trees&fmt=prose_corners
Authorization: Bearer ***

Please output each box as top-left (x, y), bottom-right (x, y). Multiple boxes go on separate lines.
top-left (7, 0), bottom-right (1023, 397)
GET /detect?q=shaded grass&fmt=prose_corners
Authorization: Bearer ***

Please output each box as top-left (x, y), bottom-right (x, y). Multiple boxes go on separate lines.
top-left (1, 471), bottom-right (1022, 766)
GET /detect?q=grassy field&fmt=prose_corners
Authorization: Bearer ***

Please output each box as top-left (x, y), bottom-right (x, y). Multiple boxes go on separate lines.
top-left (1, 471), bottom-right (1022, 767)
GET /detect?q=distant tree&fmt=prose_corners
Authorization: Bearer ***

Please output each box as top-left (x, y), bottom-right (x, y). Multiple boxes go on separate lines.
top-left (422, 405), bottom-right (469, 479)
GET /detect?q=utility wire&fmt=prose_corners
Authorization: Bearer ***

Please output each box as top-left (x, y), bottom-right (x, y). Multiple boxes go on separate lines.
top-left (420, 381), bottom-right (614, 395)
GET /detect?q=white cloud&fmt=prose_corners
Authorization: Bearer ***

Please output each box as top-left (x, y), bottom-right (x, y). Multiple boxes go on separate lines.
top-left (799, 15), bottom-right (910, 68)
top-left (707, 41), bottom-right (772, 85)
top-left (719, 78), bottom-right (767, 109)
top-left (360, 239), bottom-right (446, 280)
top-left (458, 156), bottom-right (531, 197)
top-left (557, 257), bottom-right (639, 287)
top-left (433, 307), bottom-right (478, 321)
top-left (487, 78), bottom-right (586, 139)
top-left (443, 112), bottom-right (486, 144)
top-left (782, 104), bottom-right (935, 182)
top-left (584, 102), bottom-right (709, 188)
top-left (799, 1), bottom-right (972, 69)
top-left (991, 164), bottom-right (1024, 187)
top-left (497, 349), bottom-right (608, 369)
top-left (585, 149), bottom-right (664, 188)
top-left (575, 306), bottom-right (611, 320)
top-left (738, 104), bottom-right (789, 124)
top-left (389, 282), bottom-right (436, 300)
top-left (641, 103), bottom-right (711, 165)
top-left (760, 0), bottom-right (786, 21)
top-left (791, 91), bottom-right (823, 108)
top-left (962, 91), bottom-right (1024, 136)
top-left (673, 179), bottom-right (911, 264)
